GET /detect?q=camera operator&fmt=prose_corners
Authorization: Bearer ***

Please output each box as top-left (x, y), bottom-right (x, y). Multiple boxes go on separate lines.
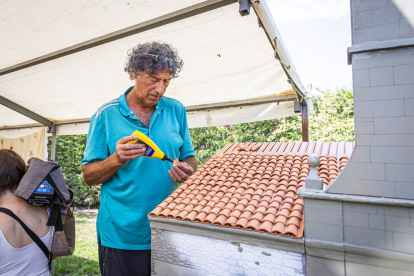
top-left (0, 149), bottom-right (52, 276)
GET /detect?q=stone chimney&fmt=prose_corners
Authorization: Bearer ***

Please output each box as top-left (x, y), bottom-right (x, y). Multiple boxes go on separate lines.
top-left (299, 1), bottom-right (414, 275)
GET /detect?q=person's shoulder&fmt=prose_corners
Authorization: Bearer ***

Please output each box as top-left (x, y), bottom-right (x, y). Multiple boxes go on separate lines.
top-left (92, 98), bottom-right (120, 118)
top-left (162, 97), bottom-right (185, 109)
top-left (0, 211), bottom-right (14, 229)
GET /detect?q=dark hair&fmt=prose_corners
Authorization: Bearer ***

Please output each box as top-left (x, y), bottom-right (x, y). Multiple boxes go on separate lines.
top-left (124, 41), bottom-right (184, 79)
top-left (0, 150), bottom-right (26, 194)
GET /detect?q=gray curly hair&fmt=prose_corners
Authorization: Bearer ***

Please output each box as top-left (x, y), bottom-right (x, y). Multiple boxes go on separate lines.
top-left (124, 41), bottom-right (184, 80)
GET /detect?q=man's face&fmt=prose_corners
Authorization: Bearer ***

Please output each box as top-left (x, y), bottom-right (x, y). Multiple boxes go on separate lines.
top-left (133, 71), bottom-right (172, 107)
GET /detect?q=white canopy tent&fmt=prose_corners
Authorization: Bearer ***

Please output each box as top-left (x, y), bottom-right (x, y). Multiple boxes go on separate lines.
top-left (0, 0), bottom-right (309, 158)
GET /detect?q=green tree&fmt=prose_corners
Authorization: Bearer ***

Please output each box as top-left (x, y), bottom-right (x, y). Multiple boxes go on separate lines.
top-left (310, 89), bottom-right (354, 141)
top-left (52, 135), bottom-right (100, 207)
top-left (190, 89), bottom-right (354, 164)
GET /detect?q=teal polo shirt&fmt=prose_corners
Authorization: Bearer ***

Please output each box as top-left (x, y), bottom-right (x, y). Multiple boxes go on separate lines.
top-left (82, 86), bottom-right (195, 250)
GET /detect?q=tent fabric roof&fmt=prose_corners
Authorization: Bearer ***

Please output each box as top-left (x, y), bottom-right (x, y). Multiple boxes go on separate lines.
top-left (0, 0), bottom-right (306, 135)
top-left (149, 141), bottom-right (354, 238)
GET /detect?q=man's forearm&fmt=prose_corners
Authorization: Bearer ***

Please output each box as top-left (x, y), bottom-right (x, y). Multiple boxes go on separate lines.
top-left (82, 154), bottom-right (123, 186)
top-left (182, 156), bottom-right (197, 172)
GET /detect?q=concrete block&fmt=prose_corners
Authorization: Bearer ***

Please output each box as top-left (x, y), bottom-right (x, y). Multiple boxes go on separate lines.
top-left (352, 47), bottom-right (414, 70)
top-left (304, 247), bottom-right (344, 262)
top-left (384, 206), bottom-right (410, 217)
top-left (305, 222), bottom-right (343, 243)
top-left (354, 116), bottom-right (374, 122)
top-left (306, 268), bottom-right (344, 276)
top-left (305, 178), bottom-right (323, 190)
top-left (352, 10), bottom-right (373, 29)
top-left (374, 117), bottom-right (414, 134)
top-left (410, 208), bottom-right (414, 218)
top-left (355, 121), bottom-right (374, 135)
top-left (354, 100), bottom-right (404, 118)
top-left (371, 146), bottom-right (414, 164)
top-left (406, 99), bottom-right (414, 117)
top-left (393, 232), bottom-right (414, 254)
top-left (385, 215), bottom-right (414, 234)
top-left (343, 179), bottom-right (396, 198)
top-left (376, 207), bottom-right (385, 215)
top-left (369, 213), bottom-right (385, 230)
top-left (346, 255), bottom-right (414, 273)
top-left (326, 178), bottom-right (344, 194)
top-left (353, 23), bottom-right (400, 44)
top-left (353, 68), bottom-right (370, 88)
top-left (344, 226), bottom-right (386, 248)
top-left (340, 162), bottom-right (386, 181)
top-left (305, 208), bottom-right (343, 226)
top-left (304, 199), bottom-right (343, 211)
top-left (305, 255), bottom-right (344, 275)
top-left (348, 146), bottom-right (370, 162)
top-left (351, 0), bottom-right (387, 13)
top-left (356, 134), bottom-right (414, 146)
top-left (400, 16), bottom-right (414, 39)
top-left (386, 230), bottom-right (394, 250)
top-left (378, 267), bottom-right (414, 276)
top-left (353, 84), bottom-right (414, 102)
top-left (373, 6), bottom-right (402, 25)
top-left (370, 66), bottom-right (394, 86)
top-left (386, 164), bottom-right (414, 182)
top-left (346, 262), bottom-right (378, 276)
top-left (344, 211), bottom-right (369, 228)
top-left (394, 64), bottom-right (414, 85)
top-left (344, 202), bottom-right (377, 213)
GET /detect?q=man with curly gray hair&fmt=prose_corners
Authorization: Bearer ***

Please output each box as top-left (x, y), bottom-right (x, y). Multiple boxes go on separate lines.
top-left (82, 41), bottom-right (197, 275)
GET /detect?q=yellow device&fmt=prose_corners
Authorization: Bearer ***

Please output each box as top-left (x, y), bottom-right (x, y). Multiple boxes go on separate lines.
top-left (128, 130), bottom-right (173, 162)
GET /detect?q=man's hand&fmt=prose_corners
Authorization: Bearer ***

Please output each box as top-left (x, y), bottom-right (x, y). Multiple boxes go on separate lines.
top-left (168, 161), bottom-right (194, 183)
top-left (82, 135), bottom-right (147, 185)
top-left (115, 135), bottom-right (146, 165)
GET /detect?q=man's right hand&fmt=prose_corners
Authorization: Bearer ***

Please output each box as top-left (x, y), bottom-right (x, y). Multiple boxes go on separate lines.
top-left (115, 135), bottom-right (146, 165)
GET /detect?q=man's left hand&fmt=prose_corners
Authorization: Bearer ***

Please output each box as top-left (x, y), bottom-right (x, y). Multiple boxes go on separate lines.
top-left (168, 161), bottom-right (194, 183)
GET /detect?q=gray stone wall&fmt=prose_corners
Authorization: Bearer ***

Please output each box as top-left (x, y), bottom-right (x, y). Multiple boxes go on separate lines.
top-left (305, 200), bottom-right (414, 254)
top-left (329, 45), bottom-right (414, 199)
top-left (151, 228), bottom-right (305, 276)
top-left (296, 1), bottom-right (414, 275)
top-left (328, 0), bottom-right (414, 199)
top-left (303, 199), bottom-right (414, 275)
top-left (352, 0), bottom-right (414, 43)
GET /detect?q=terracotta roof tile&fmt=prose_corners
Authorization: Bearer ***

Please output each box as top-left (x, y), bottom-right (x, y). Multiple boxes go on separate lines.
top-left (149, 142), bottom-right (354, 238)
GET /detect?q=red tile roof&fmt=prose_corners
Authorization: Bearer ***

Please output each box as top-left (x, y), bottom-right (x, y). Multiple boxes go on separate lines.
top-left (150, 142), bottom-right (354, 238)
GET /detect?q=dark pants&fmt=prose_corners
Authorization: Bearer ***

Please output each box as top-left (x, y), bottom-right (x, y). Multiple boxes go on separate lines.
top-left (98, 244), bottom-right (151, 276)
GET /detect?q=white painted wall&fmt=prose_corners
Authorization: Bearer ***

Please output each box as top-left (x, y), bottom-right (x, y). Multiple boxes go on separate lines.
top-left (151, 228), bottom-right (304, 276)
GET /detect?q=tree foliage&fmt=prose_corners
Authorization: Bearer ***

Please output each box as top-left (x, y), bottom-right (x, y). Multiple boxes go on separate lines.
top-left (54, 89), bottom-right (354, 206)
top-left (191, 89), bottom-right (354, 164)
top-left (52, 135), bottom-right (100, 207)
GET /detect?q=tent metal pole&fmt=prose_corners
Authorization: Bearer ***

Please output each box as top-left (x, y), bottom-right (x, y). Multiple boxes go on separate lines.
top-left (251, 0), bottom-right (306, 95)
top-left (301, 105), bottom-right (309, 142)
top-left (186, 95), bottom-right (296, 112)
top-left (50, 130), bottom-right (57, 161)
top-left (0, 95), bottom-right (54, 130)
top-left (0, 95), bottom-right (297, 131)
top-left (0, 0), bottom-right (236, 76)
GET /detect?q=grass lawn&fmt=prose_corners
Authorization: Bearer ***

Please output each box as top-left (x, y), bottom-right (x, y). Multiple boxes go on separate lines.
top-left (55, 211), bottom-right (100, 276)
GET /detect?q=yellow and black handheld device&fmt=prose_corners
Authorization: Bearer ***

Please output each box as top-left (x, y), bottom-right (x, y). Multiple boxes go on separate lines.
top-left (128, 130), bottom-right (173, 162)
